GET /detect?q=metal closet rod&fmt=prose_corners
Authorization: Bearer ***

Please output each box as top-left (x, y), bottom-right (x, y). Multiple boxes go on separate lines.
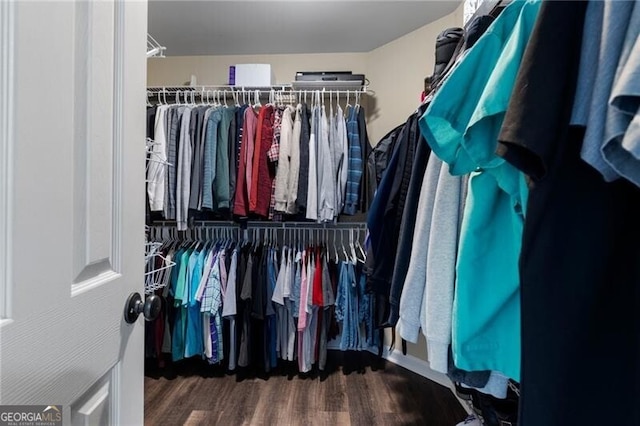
top-left (150, 221), bottom-right (366, 229)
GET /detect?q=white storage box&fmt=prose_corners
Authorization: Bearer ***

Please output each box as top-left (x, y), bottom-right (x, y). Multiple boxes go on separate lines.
top-left (232, 64), bottom-right (274, 87)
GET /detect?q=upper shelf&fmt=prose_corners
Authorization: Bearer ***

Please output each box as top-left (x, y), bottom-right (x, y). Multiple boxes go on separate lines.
top-left (147, 34), bottom-right (166, 58)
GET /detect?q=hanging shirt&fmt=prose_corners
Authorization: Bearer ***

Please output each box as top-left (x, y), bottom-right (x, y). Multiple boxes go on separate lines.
top-left (148, 105), bottom-right (169, 211)
top-left (291, 250), bottom-right (302, 318)
top-left (297, 104), bottom-right (311, 212)
top-left (248, 105), bottom-right (274, 216)
top-left (230, 105), bottom-right (248, 208)
top-left (335, 261), bottom-right (360, 351)
top-left (272, 246), bottom-right (287, 305)
top-left (317, 106), bottom-right (336, 221)
top-left (222, 248), bottom-right (238, 317)
top-left (202, 108), bottom-right (222, 210)
top-left (312, 248), bottom-right (324, 306)
top-left (343, 105), bottom-right (363, 215)
top-left (164, 106), bottom-right (183, 220)
top-left (419, 0), bottom-right (541, 381)
top-left (268, 108), bottom-right (283, 220)
top-left (184, 249), bottom-right (205, 358)
top-left (335, 106), bottom-right (348, 213)
top-left (188, 107), bottom-right (207, 211)
top-left (306, 107), bottom-right (319, 220)
top-left (579, 1), bottom-right (638, 184)
top-left (285, 104), bottom-right (302, 214)
top-left (196, 247), bottom-right (216, 301)
top-left (602, 2), bottom-right (640, 187)
top-left (234, 107), bottom-right (258, 217)
top-left (176, 106), bottom-right (193, 230)
top-left (274, 106), bottom-right (296, 213)
top-left (297, 250), bottom-right (309, 329)
top-left (215, 107), bottom-right (236, 209)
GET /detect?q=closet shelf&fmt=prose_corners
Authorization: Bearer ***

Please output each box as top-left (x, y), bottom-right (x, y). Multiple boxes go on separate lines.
top-left (147, 84), bottom-right (370, 97)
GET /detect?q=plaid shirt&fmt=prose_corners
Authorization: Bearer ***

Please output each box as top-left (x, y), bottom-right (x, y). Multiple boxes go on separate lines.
top-left (268, 107), bottom-right (283, 162)
top-left (269, 108), bottom-right (284, 220)
top-left (344, 106), bottom-right (363, 215)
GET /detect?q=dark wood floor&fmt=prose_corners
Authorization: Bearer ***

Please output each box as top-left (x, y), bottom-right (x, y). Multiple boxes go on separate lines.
top-left (144, 352), bottom-right (467, 426)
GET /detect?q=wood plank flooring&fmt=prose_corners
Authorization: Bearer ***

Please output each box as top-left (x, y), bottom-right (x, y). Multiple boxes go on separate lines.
top-left (144, 352), bottom-right (467, 426)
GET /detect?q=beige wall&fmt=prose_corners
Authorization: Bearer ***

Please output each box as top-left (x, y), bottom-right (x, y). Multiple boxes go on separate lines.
top-left (366, 3), bottom-right (464, 145)
top-left (147, 3), bottom-right (463, 144)
top-left (147, 3), bottom-right (464, 364)
top-left (147, 52), bottom-right (368, 86)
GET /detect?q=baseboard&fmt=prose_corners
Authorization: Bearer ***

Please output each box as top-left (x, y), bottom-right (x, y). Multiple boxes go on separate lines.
top-left (326, 342), bottom-right (472, 414)
top-left (378, 346), bottom-right (450, 387)
top-left (372, 346), bottom-right (473, 415)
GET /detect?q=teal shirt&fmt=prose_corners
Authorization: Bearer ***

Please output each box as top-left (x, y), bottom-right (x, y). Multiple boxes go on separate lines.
top-left (419, 0), bottom-right (541, 381)
top-left (185, 249), bottom-right (205, 358)
top-left (172, 249), bottom-right (192, 361)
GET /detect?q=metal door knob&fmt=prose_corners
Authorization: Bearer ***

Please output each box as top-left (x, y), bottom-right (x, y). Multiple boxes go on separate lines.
top-left (124, 292), bottom-right (161, 324)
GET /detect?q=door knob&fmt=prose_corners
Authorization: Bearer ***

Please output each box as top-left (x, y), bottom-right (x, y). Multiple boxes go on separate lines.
top-left (124, 292), bottom-right (161, 324)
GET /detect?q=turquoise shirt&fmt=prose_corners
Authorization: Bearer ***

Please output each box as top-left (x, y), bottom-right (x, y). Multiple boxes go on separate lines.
top-left (172, 249), bottom-right (192, 361)
top-left (185, 249), bottom-right (206, 358)
top-left (419, 0), bottom-right (541, 381)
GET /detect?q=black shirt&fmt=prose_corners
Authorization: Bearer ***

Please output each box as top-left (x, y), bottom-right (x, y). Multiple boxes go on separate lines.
top-left (498, 2), bottom-right (640, 425)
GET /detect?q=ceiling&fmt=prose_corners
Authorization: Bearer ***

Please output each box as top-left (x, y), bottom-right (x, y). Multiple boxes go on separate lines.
top-left (148, 1), bottom-right (461, 56)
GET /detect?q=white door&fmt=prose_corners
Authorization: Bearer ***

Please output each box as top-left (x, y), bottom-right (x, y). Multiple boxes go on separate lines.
top-left (0, 0), bottom-right (147, 425)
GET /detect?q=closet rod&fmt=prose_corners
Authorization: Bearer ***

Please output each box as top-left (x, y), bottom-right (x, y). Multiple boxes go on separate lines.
top-left (150, 221), bottom-right (366, 229)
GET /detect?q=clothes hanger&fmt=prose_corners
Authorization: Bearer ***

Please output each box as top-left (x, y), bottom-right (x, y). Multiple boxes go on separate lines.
top-left (233, 89), bottom-right (240, 108)
top-left (352, 229), bottom-right (366, 263)
top-left (161, 87), bottom-right (168, 105)
top-left (355, 228), bottom-right (367, 262)
top-left (341, 230), bottom-right (349, 263)
top-left (254, 90), bottom-right (261, 109)
top-left (329, 91), bottom-right (333, 118)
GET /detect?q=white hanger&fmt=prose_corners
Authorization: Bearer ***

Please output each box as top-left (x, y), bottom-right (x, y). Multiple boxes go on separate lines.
top-left (329, 91), bottom-right (333, 117)
top-left (254, 89), bottom-right (261, 108)
top-left (341, 230), bottom-right (349, 263)
top-left (233, 89), bottom-right (240, 107)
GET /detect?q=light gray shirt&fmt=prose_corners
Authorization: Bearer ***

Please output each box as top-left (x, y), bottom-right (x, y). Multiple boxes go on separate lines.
top-left (176, 106), bottom-right (193, 230)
